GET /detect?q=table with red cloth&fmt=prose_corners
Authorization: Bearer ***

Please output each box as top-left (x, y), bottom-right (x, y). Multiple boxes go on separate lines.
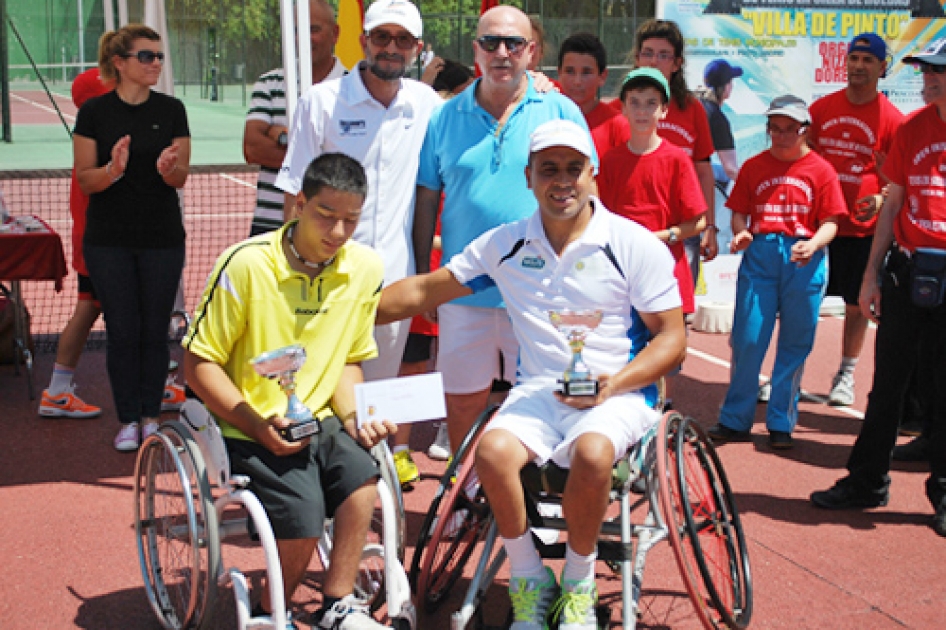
top-left (0, 216), bottom-right (68, 399)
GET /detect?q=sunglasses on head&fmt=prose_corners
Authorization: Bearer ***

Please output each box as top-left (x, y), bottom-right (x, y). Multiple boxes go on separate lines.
top-left (124, 50), bottom-right (165, 64)
top-left (917, 62), bottom-right (946, 75)
top-left (367, 29), bottom-right (417, 50)
top-left (476, 35), bottom-right (529, 54)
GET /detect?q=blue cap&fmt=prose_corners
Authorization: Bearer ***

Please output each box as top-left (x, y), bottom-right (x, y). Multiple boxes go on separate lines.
top-left (848, 33), bottom-right (888, 63)
top-left (703, 59), bottom-right (743, 89)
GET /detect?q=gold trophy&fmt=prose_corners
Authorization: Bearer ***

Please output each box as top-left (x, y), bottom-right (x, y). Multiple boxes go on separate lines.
top-left (251, 345), bottom-right (320, 441)
top-left (549, 309), bottom-right (603, 396)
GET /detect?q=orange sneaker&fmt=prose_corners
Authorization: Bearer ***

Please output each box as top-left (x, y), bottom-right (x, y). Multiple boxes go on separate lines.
top-left (39, 387), bottom-right (102, 419)
top-left (161, 382), bottom-right (186, 412)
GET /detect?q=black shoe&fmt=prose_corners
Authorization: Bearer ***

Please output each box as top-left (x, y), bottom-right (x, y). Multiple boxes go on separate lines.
top-left (810, 478), bottom-right (889, 510)
top-left (892, 435), bottom-right (931, 462)
top-left (707, 423), bottom-right (752, 443)
top-left (898, 420), bottom-right (924, 437)
top-left (768, 431), bottom-right (794, 450)
top-left (934, 507), bottom-right (946, 538)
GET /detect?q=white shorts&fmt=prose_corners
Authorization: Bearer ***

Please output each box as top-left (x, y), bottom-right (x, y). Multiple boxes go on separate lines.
top-left (362, 319), bottom-right (410, 381)
top-left (436, 303), bottom-right (519, 394)
top-left (485, 383), bottom-right (659, 469)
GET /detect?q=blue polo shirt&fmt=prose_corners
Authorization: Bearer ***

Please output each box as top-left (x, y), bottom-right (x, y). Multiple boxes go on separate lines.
top-left (417, 75), bottom-right (595, 308)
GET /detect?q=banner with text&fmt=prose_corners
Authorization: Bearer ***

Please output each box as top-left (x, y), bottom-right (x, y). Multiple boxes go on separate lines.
top-left (657, 0), bottom-right (946, 159)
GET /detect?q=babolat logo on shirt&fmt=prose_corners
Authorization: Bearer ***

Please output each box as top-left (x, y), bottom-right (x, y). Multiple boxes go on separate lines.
top-left (296, 307), bottom-right (329, 315)
top-left (521, 256), bottom-right (545, 269)
top-left (339, 119), bottom-right (367, 136)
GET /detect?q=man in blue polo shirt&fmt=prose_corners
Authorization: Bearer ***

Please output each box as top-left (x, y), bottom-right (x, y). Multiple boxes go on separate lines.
top-left (413, 4), bottom-right (593, 455)
top-left (382, 119), bottom-right (684, 629)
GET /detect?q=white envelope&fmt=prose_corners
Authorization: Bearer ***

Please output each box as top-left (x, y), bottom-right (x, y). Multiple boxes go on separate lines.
top-left (354, 372), bottom-right (447, 427)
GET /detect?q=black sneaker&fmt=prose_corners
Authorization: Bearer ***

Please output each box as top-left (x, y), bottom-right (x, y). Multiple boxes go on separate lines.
top-left (707, 423), bottom-right (752, 443)
top-left (768, 431), bottom-right (794, 450)
top-left (810, 478), bottom-right (888, 510)
top-left (934, 507), bottom-right (946, 538)
top-left (892, 435), bottom-right (931, 462)
top-left (898, 419), bottom-right (924, 437)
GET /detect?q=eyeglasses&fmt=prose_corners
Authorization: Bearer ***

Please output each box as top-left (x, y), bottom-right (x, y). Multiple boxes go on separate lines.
top-left (367, 29), bottom-right (417, 50)
top-left (475, 35), bottom-right (530, 55)
top-left (766, 123), bottom-right (807, 136)
top-left (638, 49), bottom-right (676, 62)
top-left (124, 50), bottom-right (165, 64)
top-left (917, 62), bottom-right (946, 75)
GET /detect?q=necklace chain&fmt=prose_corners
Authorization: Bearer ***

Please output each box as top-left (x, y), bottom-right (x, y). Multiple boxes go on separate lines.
top-left (288, 225), bottom-right (334, 271)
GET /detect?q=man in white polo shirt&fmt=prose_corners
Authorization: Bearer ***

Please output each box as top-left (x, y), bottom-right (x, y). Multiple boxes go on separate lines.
top-left (377, 119), bottom-right (685, 629)
top-left (276, 0), bottom-right (441, 385)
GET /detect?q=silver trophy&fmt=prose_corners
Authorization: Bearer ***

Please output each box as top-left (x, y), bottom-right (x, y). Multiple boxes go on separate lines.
top-left (549, 309), bottom-right (603, 397)
top-left (251, 345), bottom-right (321, 441)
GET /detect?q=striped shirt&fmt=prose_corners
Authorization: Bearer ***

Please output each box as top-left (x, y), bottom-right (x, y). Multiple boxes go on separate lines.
top-left (246, 59), bottom-right (346, 233)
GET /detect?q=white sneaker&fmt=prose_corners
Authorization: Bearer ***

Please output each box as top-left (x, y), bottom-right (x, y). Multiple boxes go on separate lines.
top-left (114, 422), bottom-right (140, 452)
top-left (427, 421), bottom-right (451, 461)
top-left (141, 422), bottom-right (160, 441)
top-left (533, 502), bottom-right (563, 545)
top-left (828, 372), bottom-right (855, 407)
top-left (757, 381), bottom-right (771, 403)
top-left (313, 594), bottom-right (385, 629)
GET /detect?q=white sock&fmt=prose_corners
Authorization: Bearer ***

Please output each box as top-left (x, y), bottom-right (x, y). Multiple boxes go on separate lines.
top-left (48, 363), bottom-right (74, 395)
top-left (562, 543), bottom-right (596, 583)
top-left (393, 445), bottom-right (409, 454)
top-left (503, 530), bottom-right (546, 580)
top-left (839, 357), bottom-right (858, 376)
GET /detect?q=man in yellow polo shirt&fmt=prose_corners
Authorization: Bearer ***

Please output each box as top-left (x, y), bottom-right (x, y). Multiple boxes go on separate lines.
top-left (183, 153), bottom-right (396, 629)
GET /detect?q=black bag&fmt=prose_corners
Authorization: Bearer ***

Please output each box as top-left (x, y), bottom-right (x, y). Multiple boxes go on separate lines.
top-left (0, 295), bottom-right (33, 364)
top-left (911, 248), bottom-right (946, 308)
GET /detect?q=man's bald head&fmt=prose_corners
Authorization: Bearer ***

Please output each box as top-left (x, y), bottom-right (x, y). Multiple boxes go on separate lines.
top-left (477, 5), bottom-right (532, 39)
top-left (308, 0), bottom-right (340, 71)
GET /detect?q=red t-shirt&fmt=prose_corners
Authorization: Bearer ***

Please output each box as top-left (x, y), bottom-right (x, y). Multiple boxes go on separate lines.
top-left (809, 90), bottom-right (903, 237)
top-left (69, 68), bottom-right (113, 276)
top-left (586, 101), bottom-right (629, 159)
top-left (727, 151), bottom-right (847, 238)
top-left (598, 140), bottom-right (706, 313)
top-left (883, 104), bottom-right (946, 252)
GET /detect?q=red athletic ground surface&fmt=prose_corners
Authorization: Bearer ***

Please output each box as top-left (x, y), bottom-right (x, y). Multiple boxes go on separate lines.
top-left (1, 316), bottom-right (945, 628)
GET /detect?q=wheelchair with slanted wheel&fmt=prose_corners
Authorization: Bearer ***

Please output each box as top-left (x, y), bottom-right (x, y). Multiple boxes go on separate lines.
top-left (409, 405), bottom-right (752, 630)
top-left (134, 399), bottom-right (416, 629)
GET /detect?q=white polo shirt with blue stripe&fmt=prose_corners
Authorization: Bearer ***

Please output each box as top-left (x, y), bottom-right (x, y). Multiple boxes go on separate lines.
top-left (445, 198), bottom-right (681, 404)
top-left (418, 75), bottom-right (595, 309)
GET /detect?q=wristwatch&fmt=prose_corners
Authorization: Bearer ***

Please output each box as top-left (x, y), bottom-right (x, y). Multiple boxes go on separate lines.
top-left (277, 131), bottom-right (288, 147)
top-left (667, 227), bottom-right (680, 245)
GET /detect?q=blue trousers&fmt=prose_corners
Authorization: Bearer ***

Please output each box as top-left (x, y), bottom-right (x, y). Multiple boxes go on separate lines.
top-left (719, 234), bottom-right (826, 433)
top-left (84, 245), bottom-right (185, 425)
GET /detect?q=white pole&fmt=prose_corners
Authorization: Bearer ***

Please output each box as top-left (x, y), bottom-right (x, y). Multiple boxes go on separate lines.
top-left (297, 0), bottom-right (312, 97)
top-left (103, 0), bottom-right (114, 32)
top-left (279, 0), bottom-right (298, 125)
top-left (118, 0), bottom-right (129, 27)
top-left (77, 0), bottom-right (85, 68)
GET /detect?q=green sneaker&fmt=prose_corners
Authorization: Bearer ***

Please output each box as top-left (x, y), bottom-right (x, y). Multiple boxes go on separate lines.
top-left (393, 449), bottom-right (420, 486)
top-left (509, 566), bottom-right (558, 630)
top-left (553, 576), bottom-right (598, 630)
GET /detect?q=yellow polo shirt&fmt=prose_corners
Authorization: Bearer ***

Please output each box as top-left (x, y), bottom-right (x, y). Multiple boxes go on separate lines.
top-left (183, 221), bottom-right (384, 440)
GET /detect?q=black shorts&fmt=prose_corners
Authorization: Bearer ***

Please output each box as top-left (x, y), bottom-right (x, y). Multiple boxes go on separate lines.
top-left (225, 415), bottom-right (379, 540)
top-left (827, 236), bottom-right (873, 306)
top-left (77, 273), bottom-right (98, 302)
top-left (402, 332), bottom-right (435, 363)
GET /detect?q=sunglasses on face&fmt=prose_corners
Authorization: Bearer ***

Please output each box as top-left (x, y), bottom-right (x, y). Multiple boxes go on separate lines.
top-left (367, 29), bottom-right (417, 50)
top-left (476, 35), bottom-right (529, 55)
top-left (124, 50), bottom-right (165, 64)
top-left (917, 63), bottom-right (946, 75)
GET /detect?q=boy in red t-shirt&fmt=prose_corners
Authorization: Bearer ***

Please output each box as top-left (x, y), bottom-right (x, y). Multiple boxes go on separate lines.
top-left (598, 67), bottom-right (706, 315)
top-left (557, 33), bottom-right (629, 158)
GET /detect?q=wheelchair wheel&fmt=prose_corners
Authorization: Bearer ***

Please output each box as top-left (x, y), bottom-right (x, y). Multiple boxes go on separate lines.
top-left (135, 421), bottom-right (221, 629)
top-left (408, 406), bottom-right (495, 593)
top-left (415, 430), bottom-right (493, 613)
top-left (656, 413), bottom-right (752, 629)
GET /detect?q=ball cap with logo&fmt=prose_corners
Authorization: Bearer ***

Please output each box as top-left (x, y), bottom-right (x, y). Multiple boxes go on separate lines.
top-left (848, 32), bottom-right (889, 77)
top-left (703, 59), bottom-right (743, 89)
top-left (363, 0), bottom-right (423, 39)
top-left (903, 37), bottom-right (946, 67)
top-left (765, 94), bottom-right (811, 125)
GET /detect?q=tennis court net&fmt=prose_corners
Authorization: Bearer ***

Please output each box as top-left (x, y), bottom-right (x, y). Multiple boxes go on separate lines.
top-left (0, 164), bottom-right (258, 353)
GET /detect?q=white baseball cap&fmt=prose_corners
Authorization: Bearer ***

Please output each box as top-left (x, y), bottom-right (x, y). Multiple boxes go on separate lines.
top-left (364, 0), bottom-right (423, 39)
top-left (529, 120), bottom-right (594, 160)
